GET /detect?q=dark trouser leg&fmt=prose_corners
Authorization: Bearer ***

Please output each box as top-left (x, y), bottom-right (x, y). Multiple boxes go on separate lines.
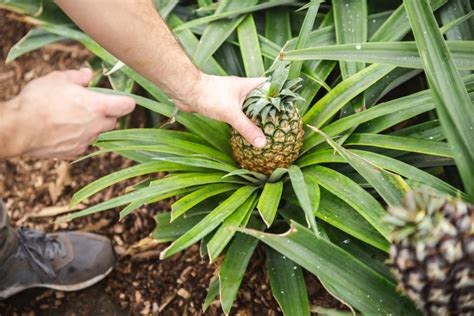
top-left (0, 199), bottom-right (18, 264)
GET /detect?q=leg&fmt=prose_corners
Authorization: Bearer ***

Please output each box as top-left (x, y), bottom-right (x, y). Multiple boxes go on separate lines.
top-left (0, 199), bottom-right (18, 264)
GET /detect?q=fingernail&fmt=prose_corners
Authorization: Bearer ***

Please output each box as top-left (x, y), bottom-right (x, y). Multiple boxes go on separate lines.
top-left (254, 137), bottom-right (267, 148)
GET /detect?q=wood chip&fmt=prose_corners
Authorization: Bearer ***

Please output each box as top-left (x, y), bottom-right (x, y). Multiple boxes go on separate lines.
top-left (113, 235), bottom-right (124, 246)
top-left (177, 288), bottom-right (190, 300)
top-left (81, 218), bottom-right (110, 232)
top-left (48, 161), bottom-right (72, 203)
top-left (140, 302), bottom-right (151, 315)
top-left (131, 250), bottom-right (161, 262)
top-left (127, 236), bottom-right (160, 254)
top-left (158, 293), bottom-right (176, 312)
top-left (0, 71), bottom-right (15, 82)
top-left (152, 302), bottom-right (159, 315)
top-left (134, 290), bottom-right (142, 304)
top-left (30, 204), bottom-right (85, 218)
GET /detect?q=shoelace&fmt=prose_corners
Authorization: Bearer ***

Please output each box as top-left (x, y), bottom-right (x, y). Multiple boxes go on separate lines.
top-left (15, 227), bottom-right (66, 279)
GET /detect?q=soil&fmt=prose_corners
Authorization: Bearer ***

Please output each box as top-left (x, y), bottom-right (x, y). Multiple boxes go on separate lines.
top-left (0, 10), bottom-right (342, 315)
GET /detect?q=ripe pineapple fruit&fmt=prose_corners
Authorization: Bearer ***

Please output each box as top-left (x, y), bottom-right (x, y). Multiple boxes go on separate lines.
top-left (386, 190), bottom-right (473, 316)
top-left (230, 63), bottom-right (305, 175)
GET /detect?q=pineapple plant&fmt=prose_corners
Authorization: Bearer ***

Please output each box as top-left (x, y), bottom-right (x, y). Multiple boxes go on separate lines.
top-left (4, 0), bottom-right (474, 314)
top-left (387, 190), bottom-right (474, 316)
top-left (230, 63), bottom-right (304, 175)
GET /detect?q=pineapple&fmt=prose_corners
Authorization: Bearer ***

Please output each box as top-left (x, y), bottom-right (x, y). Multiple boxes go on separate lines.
top-left (386, 190), bottom-right (473, 316)
top-left (230, 63), bottom-right (305, 175)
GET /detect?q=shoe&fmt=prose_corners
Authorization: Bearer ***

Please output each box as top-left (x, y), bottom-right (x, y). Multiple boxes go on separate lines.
top-left (0, 227), bottom-right (115, 299)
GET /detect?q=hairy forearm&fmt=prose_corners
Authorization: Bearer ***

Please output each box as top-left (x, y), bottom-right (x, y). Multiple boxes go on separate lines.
top-left (55, 0), bottom-right (201, 103)
top-left (55, 0), bottom-right (268, 148)
top-left (0, 98), bottom-right (26, 159)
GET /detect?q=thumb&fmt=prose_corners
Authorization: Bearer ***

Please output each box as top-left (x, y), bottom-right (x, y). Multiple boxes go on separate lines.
top-left (240, 77), bottom-right (267, 98)
top-left (230, 112), bottom-right (267, 148)
top-left (61, 68), bottom-right (93, 86)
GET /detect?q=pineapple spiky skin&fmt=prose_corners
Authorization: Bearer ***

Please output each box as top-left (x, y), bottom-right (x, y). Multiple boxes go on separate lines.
top-left (230, 63), bottom-right (305, 175)
top-left (387, 190), bottom-right (474, 316)
top-left (230, 105), bottom-right (304, 175)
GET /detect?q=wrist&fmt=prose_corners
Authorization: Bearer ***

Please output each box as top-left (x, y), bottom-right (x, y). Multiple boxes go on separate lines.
top-left (0, 96), bottom-right (28, 159)
top-left (174, 69), bottom-right (207, 107)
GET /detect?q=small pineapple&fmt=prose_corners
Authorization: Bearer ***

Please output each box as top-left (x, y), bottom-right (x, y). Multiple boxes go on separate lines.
top-left (386, 190), bottom-right (473, 316)
top-left (230, 63), bottom-right (305, 175)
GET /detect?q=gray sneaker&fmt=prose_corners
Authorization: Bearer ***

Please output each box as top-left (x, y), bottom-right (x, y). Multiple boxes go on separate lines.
top-left (0, 227), bottom-right (115, 299)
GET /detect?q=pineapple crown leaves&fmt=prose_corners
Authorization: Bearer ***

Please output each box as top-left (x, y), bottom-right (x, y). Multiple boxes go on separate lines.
top-left (386, 189), bottom-right (471, 243)
top-left (243, 62), bottom-right (305, 124)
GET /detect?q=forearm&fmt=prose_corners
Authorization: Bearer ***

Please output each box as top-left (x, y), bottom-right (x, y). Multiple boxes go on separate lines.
top-left (55, 0), bottom-right (201, 103)
top-left (0, 98), bottom-right (26, 159)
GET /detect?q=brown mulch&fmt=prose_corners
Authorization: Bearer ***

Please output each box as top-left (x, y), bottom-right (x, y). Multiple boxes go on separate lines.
top-left (0, 10), bottom-right (342, 315)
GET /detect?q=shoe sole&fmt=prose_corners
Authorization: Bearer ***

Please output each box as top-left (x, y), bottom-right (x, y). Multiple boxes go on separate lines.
top-left (0, 266), bottom-right (113, 300)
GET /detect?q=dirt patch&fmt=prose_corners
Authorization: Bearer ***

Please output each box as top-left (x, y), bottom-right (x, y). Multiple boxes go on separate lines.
top-left (0, 11), bottom-right (91, 100)
top-left (0, 9), bottom-right (342, 315)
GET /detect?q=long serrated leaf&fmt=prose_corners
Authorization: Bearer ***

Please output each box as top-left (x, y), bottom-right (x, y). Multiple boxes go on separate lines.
top-left (281, 41), bottom-right (474, 70)
top-left (203, 277), bottom-right (219, 312)
top-left (95, 127), bottom-right (234, 164)
top-left (257, 181), bottom-right (283, 227)
top-left (119, 187), bottom-right (192, 220)
top-left (440, 0), bottom-right (473, 40)
top-left (237, 14), bottom-right (265, 77)
top-left (265, 7), bottom-right (291, 67)
top-left (193, 0), bottom-right (258, 67)
top-left (317, 190), bottom-right (389, 252)
top-left (439, 9), bottom-right (474, 42)
top-left (240, 222), bottom-right (419, 315)
top-left (288, 165), bottom-right (319, 234)
top-left (261, 26), bottom-right (336, 59)
top-left (173, 0), bottom-right (296, 32)
top-left (345, 133), bottom-right (452, 158)
top-left (288, 0), bottom-right (321, 79)
top-left (63, 173), bottom-right (230, 222)
top-left (153, 156), bottom-right (236, 173)
top-left (168, 14), bottom-right (227, 76)
top-left (71, 161), bottom-right (197, 207)
top-left (323, 223), bottom-right (395, 284)
top-left (171, 183), bottom-right (239, 221)
top-left (266, 247), bottom-right (310, 316)
top-left (299, 149), bottom-right (461, 198)
top-left (207, 193), bottom-right (257, 262)
top-left (302, 88), bottom-right (434, 151)
top-left (283, 186), bottom-right (388, 252)
top-left (219, 219), bottom-right (265, 314)
top-left (73, 144), bottom-right (196, 164)
top-left (333, 0), bottom-right (367, 80)
top-left (309, 166), bottom-right (391, 240)
top-left (309, 126), bottom-right (409, 206)
top-left (153, 212), bottom-right (206, 243)
top-left (6, 29), bottom-right (65, 63)
top-left (333, 0), bottom-right (367, 124)
top-left (369, 0), bottom-right (447, 42)
top-left (160, 186), bottom-right (257, 259)
top-left (405, 0), bottom-right (474, 201)
top-left (302, 64), bottom-right (395, 130)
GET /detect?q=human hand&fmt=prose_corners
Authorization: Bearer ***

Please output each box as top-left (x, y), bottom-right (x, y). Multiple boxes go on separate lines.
top-left (1, 68), bottom-right (135, 159)
top-left (173, 73), bottom-right (268, 148)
